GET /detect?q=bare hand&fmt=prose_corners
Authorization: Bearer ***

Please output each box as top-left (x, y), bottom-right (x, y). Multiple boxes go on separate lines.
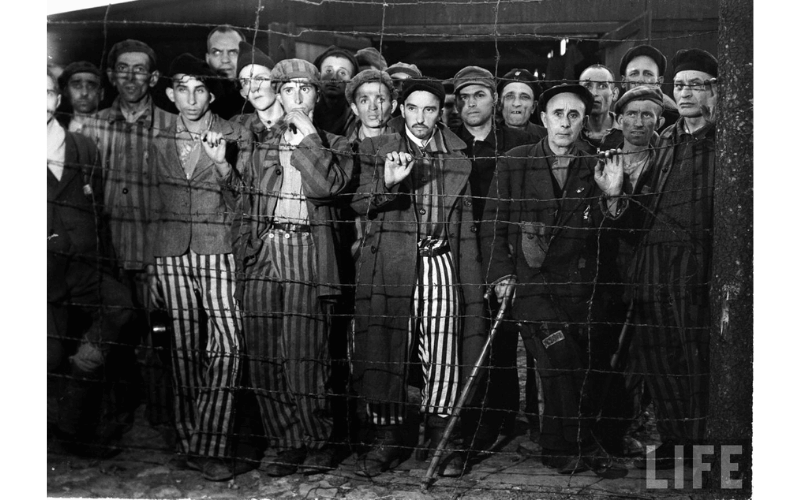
top-left (494, 277), bottom-right (517, 305)
top-left (146, 264), bottom-right (165, 308)
top-left (700, 103), bottom-right (717, 125)
top-left (594, 148), bottom-right (624, 197)
top-left (384, 151), bottom-right (414, 189)
top-left (283, 110), bottom-right (317, 144)
top-left (202, 131), bottom-right (228, 173)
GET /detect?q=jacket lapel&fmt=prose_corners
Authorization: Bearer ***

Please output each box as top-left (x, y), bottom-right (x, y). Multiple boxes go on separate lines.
top-left (52, 133), bottom-right (82, 200)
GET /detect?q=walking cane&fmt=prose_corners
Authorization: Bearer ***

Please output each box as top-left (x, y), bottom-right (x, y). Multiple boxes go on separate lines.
top-left (420, 293), bottom-right (512, 491)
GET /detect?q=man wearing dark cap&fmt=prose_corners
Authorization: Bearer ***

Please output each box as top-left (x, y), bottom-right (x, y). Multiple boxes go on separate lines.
top-left (231, 41), bottom-right (282, 133)
top-left (482, 84), bottom-right (626, 474)
top-left (205, 25), bottom-right (252, 119)
top-left (450, 65), bottom-right (536, 451)
top-left (578, 64), bottom-right (623, 151)
top-left (145, 53), bottom-right (250, 481)
top-left (312, 46), bottom-right (359, 136)
top-left (232, 58), bottom-right (353, 477)
top-left (57, 61), bottom-right (104, 134)
top-left (386, 62), bottom-right (422, 116)
top-left (498, 68), bottom-right (547, 140)
top-left (618, 44), bottom-right (679, 129)
top-left (349, 77), bottom-right (483, 478)
top-left (82, 39), bottom-right (176, 433)
top-left (621, 48), bottom-right (718, 470)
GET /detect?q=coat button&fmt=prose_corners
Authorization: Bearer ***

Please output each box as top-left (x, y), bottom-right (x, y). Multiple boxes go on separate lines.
top-left (285, 233), bottom-right (290, 239)
top-left (470, 225), bottom-right (477, 233)
top-left (419, 208), bottom-right (426, 215)
top-left (527, 234), bottom-right (534, 239)
top-left (465, 200), bottom-right (472, 207)
top-left (276, 169), bottom-right (281, 175)
top-left (370, 245), bottom-right (377, 254)
top-left (122, 188), bottom-right (129, 194)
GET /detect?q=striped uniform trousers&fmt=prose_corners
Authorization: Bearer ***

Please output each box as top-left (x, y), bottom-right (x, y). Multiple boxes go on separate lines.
top-left (368, 240), bottom-right (460, 425)
top-left (157, 250), bottom-right (241, 458)
top-left (241, 229), bottom-right (332, 451)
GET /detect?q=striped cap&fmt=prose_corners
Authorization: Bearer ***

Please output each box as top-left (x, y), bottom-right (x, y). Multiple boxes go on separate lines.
top-left (270, 58), bottom-right (321, 91)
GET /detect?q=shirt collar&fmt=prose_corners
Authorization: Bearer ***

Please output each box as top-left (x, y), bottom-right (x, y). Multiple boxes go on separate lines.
top-left (676, 116), bottom-right (715, 141)
top-left (176, 111), bottom-right (214, 136)
top-left (457, 123), bottom-right (497, 148)
top-left (107, 95), bottom-right (155, 126)
top-left (405, 124), bottom-right (447, 153)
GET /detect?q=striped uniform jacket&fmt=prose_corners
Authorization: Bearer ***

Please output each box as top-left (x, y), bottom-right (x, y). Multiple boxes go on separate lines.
top-left (232, 120), bottom-right (354, 299)
top-left (81, 97), bottom-right (176, 270)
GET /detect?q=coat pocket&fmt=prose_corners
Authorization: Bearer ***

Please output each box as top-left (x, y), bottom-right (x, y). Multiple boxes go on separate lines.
top-left (520, 221), bottom-right (548, 269)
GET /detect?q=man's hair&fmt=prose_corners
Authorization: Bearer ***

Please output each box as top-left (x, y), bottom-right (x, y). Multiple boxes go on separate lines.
top-left (580, 64), bottom-right (616, 88)
top-left (206, 25), bottom-right (245, 53)
top-left (47, 69), bottom-right (60, 95)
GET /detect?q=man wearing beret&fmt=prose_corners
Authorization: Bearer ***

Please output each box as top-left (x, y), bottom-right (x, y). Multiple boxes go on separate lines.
top-left (349, 77), bottom-right (484, 478)
top-left (205, 25), bottom-right (252, 119)
top-left (451, 65), bottom-right (536, 451)
top-left (81, 39), bottom-right (176, 432)
top-left (619, 44), bottom-right (679, 130)
top-left (312, 46), bottom-right (359, 136)
top-left (57, 61), bottom-right (105, 134)
top-left (498, 68), bottom-right (547, 141)
top-left (145, 53), bottom-right (249, 481)
top-left (482, 84), bottom-right (626, 474)
top-left (232, 58), bottom-right (353, 477)
top-left (619, 48), bottom-right (718, 470)
top-left (578, 64), bottom-right (623, 151)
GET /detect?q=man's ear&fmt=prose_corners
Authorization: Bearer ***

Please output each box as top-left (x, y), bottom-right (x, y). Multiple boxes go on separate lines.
top-left (148, 70), bottom-right (160, 89)
top-left (99, 87), bottom-right (105, 102)
top-left (166, 87), bottom-right (175, 103)
top-left (611, 85), bottom-right (620, 102)
top-left (400, 104), bottom-right (406, 119)
top-left (390, 99), bottom-right (398, 115)
top-left (540, 111), bottom-right (547, 129)
top-left (657, 76), bottom-right (664, 85)
top-left (616, 112), bottom-right (624, 127)
top-left (657, 116), bottom-right (665, 130)
top-left (106, 69), bottom-right (114, 86)
top-left (350, 102), bottom-right (359, 117)
top-left (56, 93), bottom-right (62, 110)
top-left (209, 91), bottom-right (216, 104)
top-left (205, 53), bottom-right (213, 67)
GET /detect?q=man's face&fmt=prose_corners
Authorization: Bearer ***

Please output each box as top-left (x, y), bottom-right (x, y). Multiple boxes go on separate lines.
top-left (541, 93), bottom-right (585, 149)
top-left (47, 74), bottom-right (61, 123)
top-left (277, 79), bottom-right (318, 116)
top-left (66, 72), bottom-right (103, 114)
top-left (108, 51), bottom-right (156, 104)
top-left (579, 67), bottom-right (618, 116)
top-left (401, 90), bottom-right (441, 140)
top-left (673, 70), bottom-right (717, 120)
top-left (238, 64), bottom-right (276, 111)
top-left (457, 84), bottom-right (495, 128)
top-left (501, 82), bottom-right (534, 127)
top-left (166, 75), bottom-right (214, 122)
top-left (349, 82), bottom-right (395, 130)
top-left (619, 99), bottom-right (662, 147)
top-left (206, 30), bottom-right (242, 80)
top-left (622, 55), bottom-right (662, 91)
top-left (319, 56), bottom-right (355, 97)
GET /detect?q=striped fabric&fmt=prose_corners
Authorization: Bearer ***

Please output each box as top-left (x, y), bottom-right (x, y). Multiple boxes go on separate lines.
top-left (157, 250), bottom-right (241, 458)
top-left (366, 242), bottom-right (460, 425)
top-left (81, 97), bottom-right (175, 270)
top-left (241, 230), bottom-right (332, 451)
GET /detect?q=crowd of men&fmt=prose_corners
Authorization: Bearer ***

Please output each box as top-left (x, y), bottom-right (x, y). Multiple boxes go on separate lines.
top-left (47, 24), bottom-right (718, 482)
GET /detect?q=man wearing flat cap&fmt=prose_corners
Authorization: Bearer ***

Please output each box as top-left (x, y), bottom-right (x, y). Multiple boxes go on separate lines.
top-left (232, 58), bottom-right (353, 477)
top-left (498, 68), bottom-right (547, 141)
top-left (619, 48), bottom-right (718, 470)
top-left (451, 65), bottom-right (536, 451)
top-left (349, 77), bottom-right (483, 478)
top-left (619, 44), bottom-right (679, 130)
top-left (312, 46), bottom-right (359, 136)
top-left (57, 61), bottom-right (105, 134)
top-left (355, 47), bottom-right (388, 73)
top-left (145, 53), bottom-right (250, 481)
top-left (386, 62), bottom-right (422, 115)
top-left (482, 83), bottom-right (626, 474)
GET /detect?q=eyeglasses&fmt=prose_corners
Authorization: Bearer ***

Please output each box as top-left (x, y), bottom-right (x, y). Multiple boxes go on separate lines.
top-left (673, 79), bottom-right (717, 92)
top-left (239, 75), bottom-right (270, 89)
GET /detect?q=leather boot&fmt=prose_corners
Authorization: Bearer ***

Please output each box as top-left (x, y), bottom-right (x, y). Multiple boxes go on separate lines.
top-left (355, 426), bottom-right (405, 478)
top-left (425, 415), bottom-right (466, 477)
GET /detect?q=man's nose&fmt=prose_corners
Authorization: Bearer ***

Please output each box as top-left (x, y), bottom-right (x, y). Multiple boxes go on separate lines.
top-left (187, 92), bottom-right (196, 105)
top-left (294, 91), bottom-right (303, 104)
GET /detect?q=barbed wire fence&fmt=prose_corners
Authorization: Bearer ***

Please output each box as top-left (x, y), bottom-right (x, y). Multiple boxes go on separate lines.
top-left (47, 0), bottom-right (752, 497)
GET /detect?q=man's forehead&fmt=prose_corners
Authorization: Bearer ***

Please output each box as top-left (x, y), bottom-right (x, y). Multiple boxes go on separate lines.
top-left (580, 67), bottom-right (613, 82)
top-left (174, 74), bottom-right (206, 87)
top-left (458, 84), bottom-right (491, 96)
top-left (405, 90), bottom-right (439, 105)
top-left (502, 82), bottom-right (532, 98)
top-left (116, 51), bottom-right (151, 65)
top-left (321, 56), bottom-right (354, 69)
top-left (626, 55), bottom-right (659, 73)
top-left (239, 64), bottom-right (271, 78)
top-left (355, 81), bottom-right (391, 97)
top-left (623, 99), bottom-right (661, 112)
top-left (282, 78), bottom-right (313, 87)
top-left (547, 93), bottom-right (584, 111)
top-left (209, 31), bottom-right (241, 49)
top-left (674, 69), bottom-right (713, 82)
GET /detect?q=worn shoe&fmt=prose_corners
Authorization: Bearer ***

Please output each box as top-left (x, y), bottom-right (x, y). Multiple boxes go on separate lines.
top-left (187, 456), bottom-right (234, 481)
top-left (426, 416), bottom-right (467, 477)
top-left (265, 448), bottom-right (307, 477)
top-left (355, 426), bottom-right (405, 478)
top-left (302, 446), bottom-right (336, 475)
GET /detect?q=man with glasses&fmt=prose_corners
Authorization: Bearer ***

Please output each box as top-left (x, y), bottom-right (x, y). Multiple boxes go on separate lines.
top-left (57, 61), bottom-right (105, 134)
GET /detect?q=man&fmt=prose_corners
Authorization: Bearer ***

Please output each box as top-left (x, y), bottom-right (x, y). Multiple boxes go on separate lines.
top-left (386, 62), bottom-right (422, 116)
top-left (345, 69), bottom-right (397, 143)
top-left (146, 53), bottom-right (249, 481)
top-left (48, 69), bottom-right (134, 457)
top-left (451, 65), bottom-right (536, 450)
top-left (57, 61), bottom-right (104, 133)
top-left (82, 39), bottom-right (176, 431)
top-left (231, 41), bottom-right (282, 132)
top-left (498, 68), bottom-right (547, 140)
top-left (349, 77), bottom-right (484, 478)
top-left (622, 49), bottom-right (718, 470)
top-left (312, 46), bottom-right (359, 136)
top-left (482, 83), bottom-right (625, 474)
top-left (233, 58), bottom-right (353, 477)
top-left (205, 25), bottom-right (252, 119)
top-left (578, 64), bottom-right (623, 151)
top-left (619, 44), bottom-right (679, 129)
top-left (355, 47), bottom-right (388, 72)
